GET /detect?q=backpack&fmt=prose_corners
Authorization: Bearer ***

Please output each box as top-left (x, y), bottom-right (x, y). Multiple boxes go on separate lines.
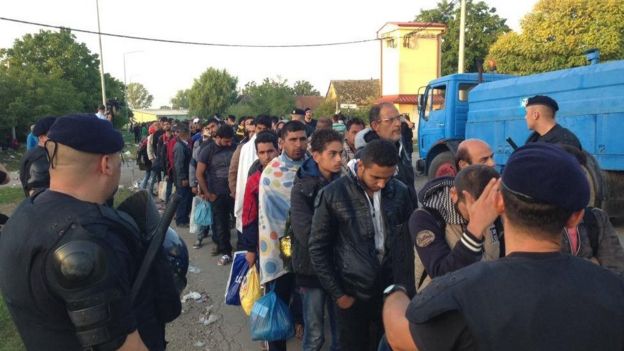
top-left (136, 138), bottom-right (149, 170)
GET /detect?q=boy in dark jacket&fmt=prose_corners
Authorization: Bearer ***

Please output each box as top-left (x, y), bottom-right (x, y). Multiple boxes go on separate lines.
top-left (173, 126), bottom-right (192, 226)
top-left (291, 129), bottom-right (343, 351)
top-left (309, 139), bottom-right (414, 351)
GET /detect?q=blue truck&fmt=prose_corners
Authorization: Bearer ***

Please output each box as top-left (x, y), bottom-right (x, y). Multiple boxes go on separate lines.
top-left (416, 51), bottom-right (624, 217)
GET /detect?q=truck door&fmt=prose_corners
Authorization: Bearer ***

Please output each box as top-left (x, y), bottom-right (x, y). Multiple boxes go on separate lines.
top-left (418, 84), bottom-right (447, 159)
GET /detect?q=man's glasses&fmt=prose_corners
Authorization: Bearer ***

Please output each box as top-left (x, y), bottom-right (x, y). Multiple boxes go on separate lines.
top-left (379, 115), bottom-right (401, 124)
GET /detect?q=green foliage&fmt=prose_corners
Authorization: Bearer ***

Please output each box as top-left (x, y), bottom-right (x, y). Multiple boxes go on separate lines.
top-left (1, 29), bottom-right (101, 111)
top-left (293, 80), bottom-right (320, 96)
top-left (488, 0), bottom-right (624, 75)
top-left (0, 66), bottom-right (83, 133)
top-left (415, 0), bottom-right (510, 75)
top-left (313, 98), bottom-right (337, 118)
top-left (226, 102), bottom-right (256, 118)
top-left (188, 68), bottom-right (238, 118)
top-left (242, 78), bottom-right (295, 116)
top-left (126, 82), bottom-right (153, 110)
top-left (170, 89), bottom-right (190, 109)
top-left (0, 187), bottom-right (23, 205)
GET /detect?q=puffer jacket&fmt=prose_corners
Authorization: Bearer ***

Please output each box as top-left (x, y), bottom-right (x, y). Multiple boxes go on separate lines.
top-left (290, 158), bottom-right (339, 288)
top-left (309, 164), bottom-right (414, 301)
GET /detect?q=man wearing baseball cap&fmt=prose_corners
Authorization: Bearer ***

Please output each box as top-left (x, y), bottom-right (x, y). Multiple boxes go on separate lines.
top-left (0, 114), bottom-right (180, 350)
top-left (382, 143), bottom-right (624, 351)
top-left (524, 95), bottom-right (582, 150)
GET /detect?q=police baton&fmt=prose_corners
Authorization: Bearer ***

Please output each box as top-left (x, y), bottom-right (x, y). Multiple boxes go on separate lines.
top-left (506, 137), bottom-right (519, 150)
top-left (131, 192), bottom-right (181, 304)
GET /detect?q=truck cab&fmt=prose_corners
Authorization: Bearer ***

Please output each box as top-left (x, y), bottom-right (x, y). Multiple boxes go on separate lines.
top-left (416, 73), bottom-right (513, 178)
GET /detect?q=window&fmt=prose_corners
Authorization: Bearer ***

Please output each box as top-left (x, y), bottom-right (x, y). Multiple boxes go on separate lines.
top-left (386, 39), bottom-right (396, 48)
top-left (429, 86), bottom-right (446, 111)
top-left (458, 83), bottom-right (476, 102)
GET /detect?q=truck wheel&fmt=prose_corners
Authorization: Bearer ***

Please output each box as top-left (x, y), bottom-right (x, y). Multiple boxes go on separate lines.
top-left (428, 151), bottom-right (457, 179)
top-left (582, 151), bottom-right (603, 208)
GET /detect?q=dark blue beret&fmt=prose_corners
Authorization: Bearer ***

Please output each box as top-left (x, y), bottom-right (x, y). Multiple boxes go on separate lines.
top-left (47, 114), bottom-right (124, 154)
top-left (33, 116), bottom-right (57, 137)
top-left (292, 108), bottom-right (305, 115)
top-left (502, 143), bottom-right (589, 211)
top-left (526, 95), bottom-right (559, 112)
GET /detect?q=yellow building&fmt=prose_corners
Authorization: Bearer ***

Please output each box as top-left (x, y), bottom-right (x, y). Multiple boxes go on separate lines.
top-left (377, 22), bottom-right (446, 122)
top-left (325, 79), bottom-right (381, 111)
top-left (132, 109), bottom-right (189, 123)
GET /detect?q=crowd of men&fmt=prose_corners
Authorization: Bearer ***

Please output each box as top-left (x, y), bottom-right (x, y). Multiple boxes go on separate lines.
top-left (1, 94), bottom-right (624, 351)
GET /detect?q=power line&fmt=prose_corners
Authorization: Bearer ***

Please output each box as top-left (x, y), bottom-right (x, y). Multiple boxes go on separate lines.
top-left (0, 17), bottom-right (378, 48)
top-left (0, 16), bottom-right (448, 48)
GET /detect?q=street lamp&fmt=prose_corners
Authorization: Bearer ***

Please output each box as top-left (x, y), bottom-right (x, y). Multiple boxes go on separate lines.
top-left (123, 50), bottom-right (143, 122)
top-left (96, 0), bottom-right (106, 106)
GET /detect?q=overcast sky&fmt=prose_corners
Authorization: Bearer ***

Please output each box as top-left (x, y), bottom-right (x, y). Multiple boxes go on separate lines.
top-left (0, 0), bottom-right (538, 108)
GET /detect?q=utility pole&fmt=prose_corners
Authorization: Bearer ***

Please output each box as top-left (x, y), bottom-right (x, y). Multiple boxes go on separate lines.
top-left (96, 0), bottom-right (107, 106)
top-left (458, 0), bottom-right (467, 73)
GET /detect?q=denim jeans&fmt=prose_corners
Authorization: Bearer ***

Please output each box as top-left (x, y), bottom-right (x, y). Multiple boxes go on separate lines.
top-left (212, 194), bottom-right (234, 255)
top-left (300, 287), bottom-right (340, 351)
top-left (140, 169), bottom-right (152, 190)
top-left (335, 295), bottom-right (383, 351)
top-left (175, 185), bottom-right (193, 225)
top-left (165, 177), bottom-right (173, 203)
top-left (149, 165), bottom-right (162, 194)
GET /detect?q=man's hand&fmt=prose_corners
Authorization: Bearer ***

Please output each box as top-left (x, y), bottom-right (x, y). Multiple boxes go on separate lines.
top-left (202, 192), bottom-right (217, 202)
top-left (245, 251), bottom-right (256, 267)
top-left (336, 295), bottom-right (355, 309)
top-left (464, 178), bottom-right (501, 238)
top-left (230, 192), bottom-right (236, 199)
top-left (191, 186), bottom-right (198, 194)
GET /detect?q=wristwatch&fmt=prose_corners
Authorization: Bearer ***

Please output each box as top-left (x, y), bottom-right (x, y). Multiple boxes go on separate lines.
top-left (383, 284), bottom-right (407, 300)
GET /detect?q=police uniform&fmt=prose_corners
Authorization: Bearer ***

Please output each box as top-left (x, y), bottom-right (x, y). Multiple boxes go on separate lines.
top-left (18, 116), bottom-right (56, 196)
top-left (405, 144), bottom-right (624, 351)
top-left (0, 114), bottom-right (181, 350)
top-left (524, 95), bottom-right (582, 150)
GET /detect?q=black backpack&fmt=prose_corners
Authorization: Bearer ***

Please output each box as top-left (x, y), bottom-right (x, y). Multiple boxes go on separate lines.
top-left (582, 207), bottom-right (600, 255)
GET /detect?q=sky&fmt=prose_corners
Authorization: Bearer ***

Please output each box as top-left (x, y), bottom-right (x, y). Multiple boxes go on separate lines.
top-left (0, 0), bottom-right (538, 108)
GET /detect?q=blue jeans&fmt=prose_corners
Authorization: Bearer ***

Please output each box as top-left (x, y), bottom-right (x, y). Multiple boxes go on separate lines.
top-left (149, 165), bottom-right (162, 194)
top-left (140, 169), bottom-right (153, 190)
top-left (300, 287), bottom-right (340, 351)
top-left (165, 176), bottom-right (173, 203)
top-left (175, 185), bottom-right (193, 225)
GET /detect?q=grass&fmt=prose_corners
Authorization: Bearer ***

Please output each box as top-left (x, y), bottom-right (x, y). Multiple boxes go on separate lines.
top-left (0, 187), bottom-right (23, 205)
top-left (0, 146), bottom-right (25, 172)
top-left (0, 296), bottom-right (25, 351)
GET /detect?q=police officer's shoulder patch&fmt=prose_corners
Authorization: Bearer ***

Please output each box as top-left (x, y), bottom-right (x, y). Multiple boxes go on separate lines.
top-left (416, 230), bottom-right (435, 248)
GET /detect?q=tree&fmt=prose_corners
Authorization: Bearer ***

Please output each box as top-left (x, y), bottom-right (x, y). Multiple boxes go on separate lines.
top-left (170, 89), bottom-right (190, 109)
top-left (188, 68), bottom-right (238, 117)
top-left (0, 66), bottom-right (82, 133)
top-left (488, 0), bottom-right (624, 75)
top-left (104, 74), bottom-right (130, 128)
top-left (0, 29), bottom-right (102, 111)
top-left (293, 80), bottom-right (320, 96)
top-left (127, 82), bottom-right (154, 110)
top-left (415, 0), bottom-right (510, 75)
top-left (242, 78), bottom-right (295, 116)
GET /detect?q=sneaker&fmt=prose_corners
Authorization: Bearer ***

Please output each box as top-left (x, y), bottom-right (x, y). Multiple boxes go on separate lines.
top-left (217, 254), bottom-right (232, 266)
top-left (193, 240), bottom-right (203, 249)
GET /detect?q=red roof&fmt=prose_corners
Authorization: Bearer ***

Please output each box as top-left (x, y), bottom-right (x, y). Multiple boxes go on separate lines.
top-left (377, 94), bottom-right (419, 105)
top-left (387, 22), bottom-right (446, 28)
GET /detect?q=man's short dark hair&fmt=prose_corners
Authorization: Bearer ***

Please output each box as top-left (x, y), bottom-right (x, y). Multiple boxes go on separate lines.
top-left (360, 139), bottom-right (398, 167)
top-left (177, 125), bottom-right (190, 135)
top-left (270, 116), bottom-right (279, 126)
top-left (346, 117), bottom-right (366, 131)
top-left (561, 144), bottom-right (587, 167)
top-left (228, 115), bottom-right (236, 122)
top-left (368, 102), bottom-right (394, 124)
top-left (316, 117), bottom-right (332, 130)
top-left (310, 129), bottom-right (343, 153)
top-left (255, 130), bottom-right (279, 150)
top-left (98, 105), bottom-right (105, 110)
top-left (454, 164), bottom-right (500, 202)
top-left (255, 115), bottom-right (273, 130)
top-left (216, 124), bottom-right (234, 139)
top-left (205, 117), bottom-right (220, 127)
top-left (239, 116), bottom-right (255, 125)
top-left (279, 121), bottom-right (306, 139)
top-left (502, 187), bottom-right (572, 238)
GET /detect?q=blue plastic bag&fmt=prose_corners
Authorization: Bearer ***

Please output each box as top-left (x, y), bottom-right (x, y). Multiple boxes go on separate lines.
top-left (194, 199), bottom-right (213, 226)
top-left (249, 284), bottom-right (294, 341)
top-left (225, 251), bottom-right (249, 306)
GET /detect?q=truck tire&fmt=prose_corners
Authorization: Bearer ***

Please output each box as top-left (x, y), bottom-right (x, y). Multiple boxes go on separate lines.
top-left (582, 151), bottom-right (603, 208)
top-left (428, 151), bottom-right (457, 179)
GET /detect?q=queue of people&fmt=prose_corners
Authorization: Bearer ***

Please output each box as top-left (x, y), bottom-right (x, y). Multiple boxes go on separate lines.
top-left (1, 94), bottom-right (624, 351)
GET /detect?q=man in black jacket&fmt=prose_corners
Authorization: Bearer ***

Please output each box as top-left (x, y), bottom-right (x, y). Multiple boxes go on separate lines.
top-left (19, 116), bottom-right (56, 196)
top-left (173, 126), bottom-right (193, 227)
top-left (309, 139), bottom-right (414, 351)
top-left (291, 129), bottom-right (343, 351)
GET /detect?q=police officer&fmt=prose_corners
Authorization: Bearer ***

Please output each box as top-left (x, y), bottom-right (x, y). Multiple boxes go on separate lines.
top-left (524, 95), bottom-right (582, 149)
top-left (382, 143), bottom-right (624, 351)
top-left (0, 114), bottom-right (181, 351)
top-left (18, 116), bottom-right (56, 196)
